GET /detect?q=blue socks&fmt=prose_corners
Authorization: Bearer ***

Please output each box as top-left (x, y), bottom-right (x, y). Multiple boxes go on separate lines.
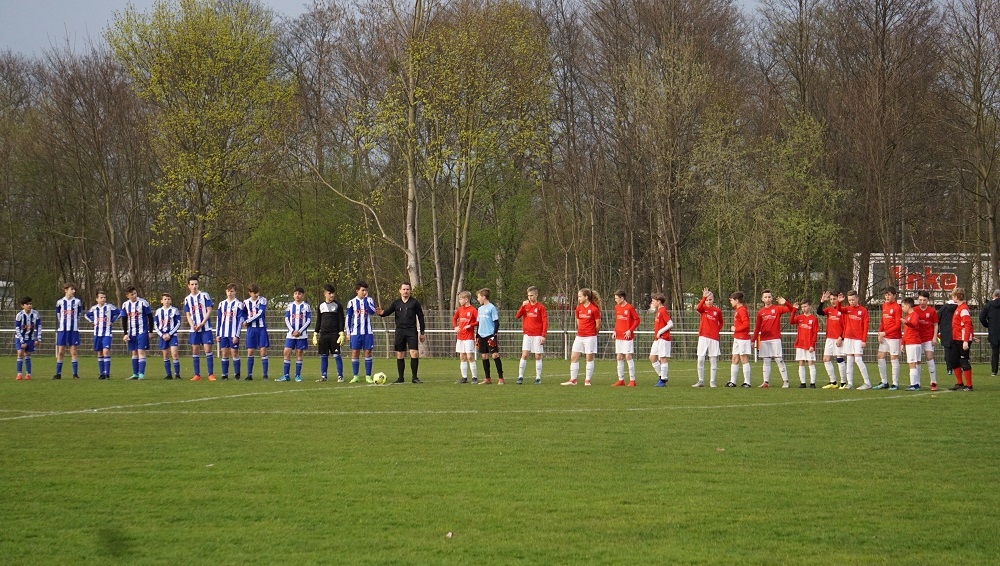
top-left (247, 356), bottom-right (255, 377)
top-left (335, 354), bottom-right (343, 377)
top-left (365, 357), bottom-right (373, 376)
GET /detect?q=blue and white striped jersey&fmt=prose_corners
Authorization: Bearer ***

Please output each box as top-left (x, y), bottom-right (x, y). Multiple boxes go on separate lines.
top-left (346, 296), bottom-right (376, 336)
top-left (184, 292), bottom-right (213, 331)
top-left (284, 301), bottom-right (312, 339)
top-left (121, 298), bottom-right (152, 336)
top-left (216, 298), bottom-right (246, 338)
top-left (85, 304), bottom-right (121, 337)
top-left (15, 309), bottom-right (42, 341)
top-left (55, 297), bottom-right (82, 332)
top-left (154, 306), bottom-right (181, 337)
top-left (244, 296), bottom-right (268, 329)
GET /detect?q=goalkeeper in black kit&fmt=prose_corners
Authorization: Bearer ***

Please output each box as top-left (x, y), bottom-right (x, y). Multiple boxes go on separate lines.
top-left (377, 282), bottom-right (426, 383)
top-left (315, 284), bottom-right (345, 382)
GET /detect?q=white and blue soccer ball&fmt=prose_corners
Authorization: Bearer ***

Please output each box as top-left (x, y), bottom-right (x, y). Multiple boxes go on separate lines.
top-left (373, 372), bottom-right (387, 385)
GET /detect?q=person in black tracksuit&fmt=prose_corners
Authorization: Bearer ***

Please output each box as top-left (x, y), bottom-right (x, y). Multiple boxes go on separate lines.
top-left (979, 289), bottom-right (1000, 376)
top-left (377, 282), bottom-right (426, 384)
top-left (316, 284), bottom-right (345, 382)
top-left (937, 300), bottom-right (958, 375)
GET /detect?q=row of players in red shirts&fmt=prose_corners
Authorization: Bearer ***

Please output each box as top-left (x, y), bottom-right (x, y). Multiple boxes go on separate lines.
top-left (497, 286), bottom-right (975, 390)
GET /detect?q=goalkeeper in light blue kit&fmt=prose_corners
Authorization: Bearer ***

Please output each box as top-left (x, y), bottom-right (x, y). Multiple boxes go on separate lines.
top-left (346, 281), bottom-right (377, 383)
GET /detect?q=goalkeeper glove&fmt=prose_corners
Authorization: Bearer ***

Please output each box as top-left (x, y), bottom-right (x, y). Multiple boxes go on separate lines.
top-left (312, 332), bottom-right (318, 346)
top-left (338, 331), bottom-right (345, 345)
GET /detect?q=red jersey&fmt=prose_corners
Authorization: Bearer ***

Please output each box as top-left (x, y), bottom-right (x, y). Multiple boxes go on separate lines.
top-left (952, 302), bottom-right (973, 342)
top-left (879, 301), bottom-right (902, 339)
top-left (515, 301), bottom-right (548, 337)
top-left (840, 304), bottom-right (870, 342)
top-left (613, 302), bottom-right (641, 340)
top-left (575, 303), bottom-right (600, 337)
top-left (696, 297), bottom-right (723, 340)
top-left (915, 305), bottom-right (938, 343)
top-left (818, 302), bottom-right (844, 338)
top-left (902, 311), bottom-right (922, 345)
top-left (653, 306), bottom-right (672, 341)
top-left (791, 313), bottom-right (819, 350)
top-left (732, 305), bottom-right (750, 340)
top-left (452, 305), bottom-right (478, 341)
top-left (753, 303), bottom-right (794, 342)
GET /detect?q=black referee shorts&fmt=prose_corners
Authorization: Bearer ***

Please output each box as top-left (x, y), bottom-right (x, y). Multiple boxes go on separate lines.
top-left (318, 334), bottom-right (341, 356)
top-left (394, 330), bottom-right (419, 352)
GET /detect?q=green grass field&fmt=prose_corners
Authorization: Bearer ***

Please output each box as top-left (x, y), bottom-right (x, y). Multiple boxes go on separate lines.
top-left (1, 356), bottom-right (998, 564)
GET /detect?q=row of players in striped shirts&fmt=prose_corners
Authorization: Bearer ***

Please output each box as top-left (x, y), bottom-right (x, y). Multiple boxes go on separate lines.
top-left (468, 284), bottom-right (974, 391)
top-left (11, 278), bottom-right (341, 382)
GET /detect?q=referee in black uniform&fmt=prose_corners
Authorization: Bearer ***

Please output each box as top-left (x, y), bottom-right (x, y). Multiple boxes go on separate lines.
top-left (377, 282), bottom-right (426, 383)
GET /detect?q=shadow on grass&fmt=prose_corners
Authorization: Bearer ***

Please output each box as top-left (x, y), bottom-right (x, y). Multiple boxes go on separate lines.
top-left (97, 527), bottom-right (134, 558)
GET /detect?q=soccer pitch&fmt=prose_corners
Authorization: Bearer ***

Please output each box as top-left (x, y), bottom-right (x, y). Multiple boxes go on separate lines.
top-left (1, 358), bottom-right (997, 564)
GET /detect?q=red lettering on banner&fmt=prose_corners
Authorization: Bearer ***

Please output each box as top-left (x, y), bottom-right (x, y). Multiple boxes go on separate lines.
top-left (890, 265), bottom-right (959, 292)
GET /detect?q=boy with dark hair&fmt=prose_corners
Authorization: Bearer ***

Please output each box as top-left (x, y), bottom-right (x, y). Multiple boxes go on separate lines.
top-left (216, 283), bottom-right (246, 380)
top-left (875, 286), bottom-right (902, 390)
top-left (840, 290), bottom-right (872, 390)
top-left (612, 290), bottom-right (641, 387)
top-left (649, 292), bottom-right (672, 387)
top-left (85, 290), bottom-right (121, 380)
top-left (515, 286), bottom-right (547, 385)
top-left (901, 297), bottom-right (923, 390)
top-left (316, 284), bottom-right (345, 382)
top-left (121, 286), bottom-right (153, 380)
top-left (791, 298), bottom-right (819, 388)
top-left (155, 293), bottom-right (182, 380)
top-left (753, 289), bottom-right (795, 388)
top-left (377, 282), bottom-right (426, 384)
top-left (694, 288), bottom-right (723, 388)
top-left (243, 283), bottom-right (269, 381)
top-left (346, 281), bottom-right (377, 383)
top-left (727, 291), bottom-right (751, 387)
top-left (278, 287), bottom-right (311, 382)
top-left (54, 282), bottom-right (82, 380)
top-left (184, 276), bottom-right (215, 381)
top-left (15, 297), bottom-right (41, 381)
top-left (915, 291), bottom-right (939, 390)
top-left (818, 291), bottom-right (847, 388)
top-left (453, 291), bottom-right (479, 383)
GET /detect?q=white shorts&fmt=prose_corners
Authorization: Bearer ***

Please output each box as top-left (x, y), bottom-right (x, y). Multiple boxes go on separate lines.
top-left (696, 336), bottom-right (720, 358)
top-left (521, 335), bottom-right (544, 354)
top-left (905, 344), bottom-right (923, 364)
top-left (650, 339), bottom-right (671, 359)
top-left (921, 341), bottom-right (934, 353)
top-left (758, 339), bottom-right (782, 359)
top-left (795, 348), bottom-right (816, 361)
top-left (456, 339), bottom-right (475, 354)
top-left (732, 339), bottom-right (752, 356)
top-left (877, 338), bottom-right (901, 356)
top-left (823, 338), bottom-right (844, 357)
top-left (572, 335), bottom-right (599, 355)
top-left (843, 338), bottom-right (865, 356)
top-left (615, 339), bottom-right (635, 355)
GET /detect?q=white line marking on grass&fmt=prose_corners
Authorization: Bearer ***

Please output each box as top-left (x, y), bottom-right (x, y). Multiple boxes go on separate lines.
top-left (0, 384), bottom-right (375, 422)
top-left (5, 391), bottom-right (948, 420)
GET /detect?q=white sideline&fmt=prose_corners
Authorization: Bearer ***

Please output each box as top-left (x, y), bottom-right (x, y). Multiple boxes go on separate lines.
top-left (0, 387), bottom-right (948, 421)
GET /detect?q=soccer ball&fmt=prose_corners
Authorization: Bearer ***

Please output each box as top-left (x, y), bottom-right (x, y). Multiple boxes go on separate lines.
top-left (373, 372), bottom-right (387, 385)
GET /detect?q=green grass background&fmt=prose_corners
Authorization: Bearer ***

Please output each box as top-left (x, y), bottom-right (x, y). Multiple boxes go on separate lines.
top-left (2, 357), bottom-right (998, 565)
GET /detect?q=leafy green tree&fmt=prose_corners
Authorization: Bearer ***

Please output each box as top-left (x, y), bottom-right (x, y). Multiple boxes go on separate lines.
top-left (106, 0), bottom-right (294, 276)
